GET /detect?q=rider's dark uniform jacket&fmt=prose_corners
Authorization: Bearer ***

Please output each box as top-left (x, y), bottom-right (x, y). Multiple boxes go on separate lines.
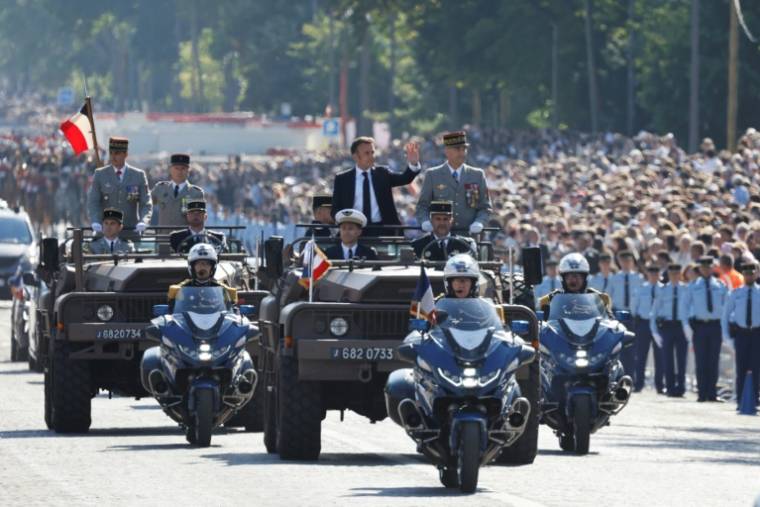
top-left (538, 287), bottom-right (612, 316)
top-left (169, 228), bottom-right (226, 253)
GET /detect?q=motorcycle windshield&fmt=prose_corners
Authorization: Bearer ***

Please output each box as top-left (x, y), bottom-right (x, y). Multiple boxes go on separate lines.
top-left (548, 293), bottom-right (607, 342)
top-left (173, 286), bottom-right (227, 315)
top-left (434, 298), bottom-right (503, 352)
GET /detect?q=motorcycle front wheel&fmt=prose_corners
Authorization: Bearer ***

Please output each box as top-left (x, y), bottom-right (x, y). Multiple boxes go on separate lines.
top-left (193, 389), bottom-right (214, 447)
top-left (457, 421), bottom-right (481, 494)
top-left (572, 395), bottom-right (592, 455)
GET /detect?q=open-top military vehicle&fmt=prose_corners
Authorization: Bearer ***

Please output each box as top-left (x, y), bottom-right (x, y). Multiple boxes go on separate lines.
top-left (34, 227), bottom-right (267, 433)
top-left (256, 226), bottom-right (543, 462)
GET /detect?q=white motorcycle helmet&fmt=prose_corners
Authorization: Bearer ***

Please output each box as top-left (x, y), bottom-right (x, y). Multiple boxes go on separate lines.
top-left (558, 252), bottom-right (590, 292)
top-left (187, 243), bottom-right (219, 278)
top-left (443, 253), bottom-right (481, 297)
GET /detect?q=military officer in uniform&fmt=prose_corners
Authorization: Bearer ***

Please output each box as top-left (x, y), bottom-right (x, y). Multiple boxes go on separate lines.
top-left (416, 131), bottom-right (492, 235)
top-left (650, 263), bottom-right (689, 397)
top-left (683, 256), bottom-right (728, 402)
top-left (324, 209), bottom-right (378, 261)
top-left (588, 251), bottom-right (614, 293)
top-left (309, 194), bottom-right (334, 237)
top-left (87, 136), bottom-right (152, 236)
top-left (631, 264), bottom-right (665, 393)
top-left (722, 261), bottom-right (760, 409)
top-left (533, 258), bottom-right (561, 308)
top-left (150, 153), bottom-right (204, 227)
top-left (88, 208), bottom-right (134, 254)
top-left (169, 200), bottom-right (226, 253)
top-left (411, 201), bottom-right (475, 261)
top-left (608, 250), bottom-right (643, 380)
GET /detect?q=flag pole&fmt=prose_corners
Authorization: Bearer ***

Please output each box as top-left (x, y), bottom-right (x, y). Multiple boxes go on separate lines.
top-left (308, 231), bottom-right (315, 303)
top-left (253, 236), bottom-right (260, 291)
top-left (83, 77), bottom-right (102, 167)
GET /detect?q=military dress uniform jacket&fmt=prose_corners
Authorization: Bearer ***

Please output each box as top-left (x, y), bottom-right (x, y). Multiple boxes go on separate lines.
top-left (151, 181), bottom-right (204, 227)
top-left (411, 234), bottom-right (476, 261)
top-left (88, 237), bottom-right (134, 255)
top-left (324, 243), bottom-right (378, 261)
top-left (416, 163), bottom-right (492, 231)
top-left (169, 228), bottom-right (227, 253)
top-left (87, 164), bottom-right (153, 228)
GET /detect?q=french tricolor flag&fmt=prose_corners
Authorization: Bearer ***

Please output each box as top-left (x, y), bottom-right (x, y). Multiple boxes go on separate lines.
top-left (410, 265), bottom-right (437, 324)
top-left (59, 102), bottom-right (95, 155)
top-left (299, 240), bottom-right (332, 289)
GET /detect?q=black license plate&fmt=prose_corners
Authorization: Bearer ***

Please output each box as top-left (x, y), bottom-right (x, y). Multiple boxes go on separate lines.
top-left (96, 327), bottom-right (142, 340)
top-left (329, 346), bottom-right (395, 361)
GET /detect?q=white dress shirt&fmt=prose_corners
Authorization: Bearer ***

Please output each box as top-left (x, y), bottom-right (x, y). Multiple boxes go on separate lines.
top-left (113, 164), bottom-right (126, 182)
top-left (353, 167), bottom-right (381, 223)
top-left (447, 163), bottom-right (464, 182)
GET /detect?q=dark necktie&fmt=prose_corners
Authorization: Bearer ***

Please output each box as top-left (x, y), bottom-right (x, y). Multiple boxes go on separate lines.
top-left (550, 278), bottom-right (556, 291)
top-left (672, 285), bottom-right (678, 320)
top-left (747, 286), bottom-right (753, 328)
top-left (347, 248), bottom-right (353, 260)
top-left (110, 241), bottom-right (114, 253)
top-left (452, 170), bottom-right (459, 183)
top-left (362, 172), bottom-right (371, 221)
top-left (705, 277), bottom-right (713, 313)
top-left (603, 277), bottom-right (608, 292)
top-left (116, 169), bottom-right (122, 181)
top-left (174, 185), bottom-right (179, 198)
top-left (651, 285), bottom-right (656, 313)
top-left (439, 239), bottom-right (446, 253)
top-left (624, 273), bottom-right (630, 308)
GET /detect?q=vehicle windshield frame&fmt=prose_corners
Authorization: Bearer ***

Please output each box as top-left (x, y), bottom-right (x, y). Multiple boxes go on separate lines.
top-left (548, 293), bottom-right (607, 321)
top-left (173, 286), bottom-right (227, 314)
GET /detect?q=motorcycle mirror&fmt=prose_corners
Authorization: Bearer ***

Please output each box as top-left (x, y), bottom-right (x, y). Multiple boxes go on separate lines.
top-left (614, 310), bottom-right (632, 323)
top-left (152, 304), bottom-right (169, 317)
top-left (623, 330), bottom-right (635, 347)
top-left (264, 236), bottom-right (284, 278)
top-left (41, 237), bottom-right (60, 272)
top-left (510, 320), bottom-right (530, 335)
top-left (22, 272), bottom-right (38, 286)
top-left (143, 324), bottom-right (161, 342)
top-left (521, 247), bottom-right (543, 286)
top-left (239, 304), bottom-right (256, 316)
top-left (535, 310), bottom-right (546, 321)
top-left (246, 325), bottom-right (260, 342)
top-left (408, 318), bottom-right (429, 332)
top-left (519, 344), bottom-right (536, 365)
top-left (397, 342), bottom-right (417, 364)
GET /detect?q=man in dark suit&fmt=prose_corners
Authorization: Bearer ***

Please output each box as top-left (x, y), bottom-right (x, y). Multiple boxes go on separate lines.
top-left (324, 209), bottom-right (378, 261)
top-left (411, 201), bottom-right (476, 261)
top-left (331, 136), bottom-right (421, 236)
top-left (169, 200), bottom-right (226, 253)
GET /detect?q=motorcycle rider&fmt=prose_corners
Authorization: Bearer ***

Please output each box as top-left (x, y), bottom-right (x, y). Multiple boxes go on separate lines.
top-left (442, 253), bottom-right (481, 299)
top-left (538, 252), bottom-right (612, 315)
top-left (168, 243), bottom-right (237, 310)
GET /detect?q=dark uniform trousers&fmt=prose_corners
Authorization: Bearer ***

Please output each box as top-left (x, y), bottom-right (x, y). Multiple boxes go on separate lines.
top-left (658, 320), bottom-right (688, 396)
top-left (734, 327), bottom-right (760, 407)
top-left (634, 318), bottom-right (664, 392)
top-left (690, 319), bottom-right (722, 400)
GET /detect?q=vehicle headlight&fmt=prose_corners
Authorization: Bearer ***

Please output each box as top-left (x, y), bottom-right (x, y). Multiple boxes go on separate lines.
top-left (437, 368), bottom-right (463, 387)
top-left (97, 305), bottom-right (114, 322)
top-left (330, 317), bottom-right (349, 337)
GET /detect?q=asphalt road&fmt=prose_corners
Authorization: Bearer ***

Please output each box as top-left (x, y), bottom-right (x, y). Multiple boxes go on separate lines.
top-left (0, 301), bottom-right (758, 506)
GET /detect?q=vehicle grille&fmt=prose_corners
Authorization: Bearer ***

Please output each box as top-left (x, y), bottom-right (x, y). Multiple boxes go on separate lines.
top-left (79, 295), bottom-right (167, 323)
top-left (359, 309), bottom-right (409, 338)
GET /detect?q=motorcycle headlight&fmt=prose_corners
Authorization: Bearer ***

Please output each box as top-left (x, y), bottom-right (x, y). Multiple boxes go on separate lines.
top-left (97, 305), bottom-right (114, 322)
top-left (212, 345), bottom-right (231, 359)
top-left (478, 368), bottom-right (502, 387)
top-left (330, 317), bottom-right (349, 337)
top-left (437, 368), bottom-right (462, 387)
top-left (177, 343), bottom-right (198, 359)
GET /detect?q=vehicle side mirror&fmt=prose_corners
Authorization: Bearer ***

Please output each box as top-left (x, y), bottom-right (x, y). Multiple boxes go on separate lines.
top-left (535, 310), bottom-right (546, 321)
top-left (408, 318), bottom-right (430, 332)
top-left (614, 310), bottom-right (632, 323)
top-left (239, 304), bottom-right (255, 316)
top-left (397, 342), bottom-right (418, 364)
top-left (521, 247), bottom-right (543, 286)
top-left (41, 237), bottom-right (60, 272)
top-left (152, 304), bottom-right (169, 317)
top-left (22, 272), bottom-right (38, 286)
top-left (264, 236), bottom-right (284, 278)
top-left (510, 320), bottom-right (530, 336)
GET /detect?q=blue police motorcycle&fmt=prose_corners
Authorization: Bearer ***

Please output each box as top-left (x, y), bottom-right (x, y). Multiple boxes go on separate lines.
top-left (385, 298), bottom-right (536, 493)
top-left (140, 286), bottom-right (259, 446)
top-left (538, 293), bottom-right (634, 454)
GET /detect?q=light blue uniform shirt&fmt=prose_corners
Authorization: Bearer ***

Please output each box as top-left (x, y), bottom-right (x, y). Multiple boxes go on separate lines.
top-left (534, 275), bottom-right (562, 308)
top-left (631, 280), bottom-right (659, 319)
top-left (588, 272), bottom-right (612, 294)
top-left (721, 283), bottom-right (760, 337)
top-left (649, 282), bottom-right (688, 336)
top-left (608, 271), bottom-right (643, 310)
top-left (682, 276), bottom-right (727, 322)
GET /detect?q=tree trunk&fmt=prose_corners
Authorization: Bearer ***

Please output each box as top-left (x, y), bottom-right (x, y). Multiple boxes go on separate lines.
top-left (190, 0), bottom-right (205, 112)
top-left (626, 0), bottom-right (636, 135)
top-left (583, 0), bottom-right (599, 134)
top-left (388, 12), bottom-right (397, 136)
top-left (552, 23), bottom-right (559, 129)
top-left (727, 0), bottom-right (739, 150)
top-left (327, 16), bottom-right (337, 115)
top-left (449, 84), bottom-right (458, 130)
top-left (358, 26), bottom-right (372, 135)
top-left (688, 0), bottom-right (700, 152)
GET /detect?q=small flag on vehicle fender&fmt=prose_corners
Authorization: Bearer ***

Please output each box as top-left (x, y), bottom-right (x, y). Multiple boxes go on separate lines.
top-left (410, 265), bottom-right (436, 323)
top-left (299, 240), bottom-right (331, 289)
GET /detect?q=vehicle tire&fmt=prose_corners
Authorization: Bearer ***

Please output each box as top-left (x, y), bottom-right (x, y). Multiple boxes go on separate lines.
top-left (457, 421), bottom-right (481, 494)
top-left (276, 354), bottom-right (322, 460)
top-left (263, 354), bottom-right (278, 454)
top-left (225, 373), bottom-right (264, 432)
top-left (438, 465), bottom-right (459, 488)
top-left (28, 352), bottom-right (38, 372)
top-left (193, 389), bottom-right (214, 447)
top-left (572, 395), bottom-right (592, 455)
top-left (559, 432), bottom-right (575, 452)
top-left (16, 344), bottom-right (29, 362)
top-left (51, 342), bottom-right (92, 433)
top-left (495, 361), bottom-right (540, 465)
top-left (10, 331), bottom-right (18, 361)
top-left (44, 364), bottom-right (53, 430)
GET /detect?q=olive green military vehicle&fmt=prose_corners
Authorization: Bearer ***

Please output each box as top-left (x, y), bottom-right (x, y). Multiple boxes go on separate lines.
top-left (34, 227), bottom-right (268, 433)
top-left (255, 227), bottom-right (543, 462)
